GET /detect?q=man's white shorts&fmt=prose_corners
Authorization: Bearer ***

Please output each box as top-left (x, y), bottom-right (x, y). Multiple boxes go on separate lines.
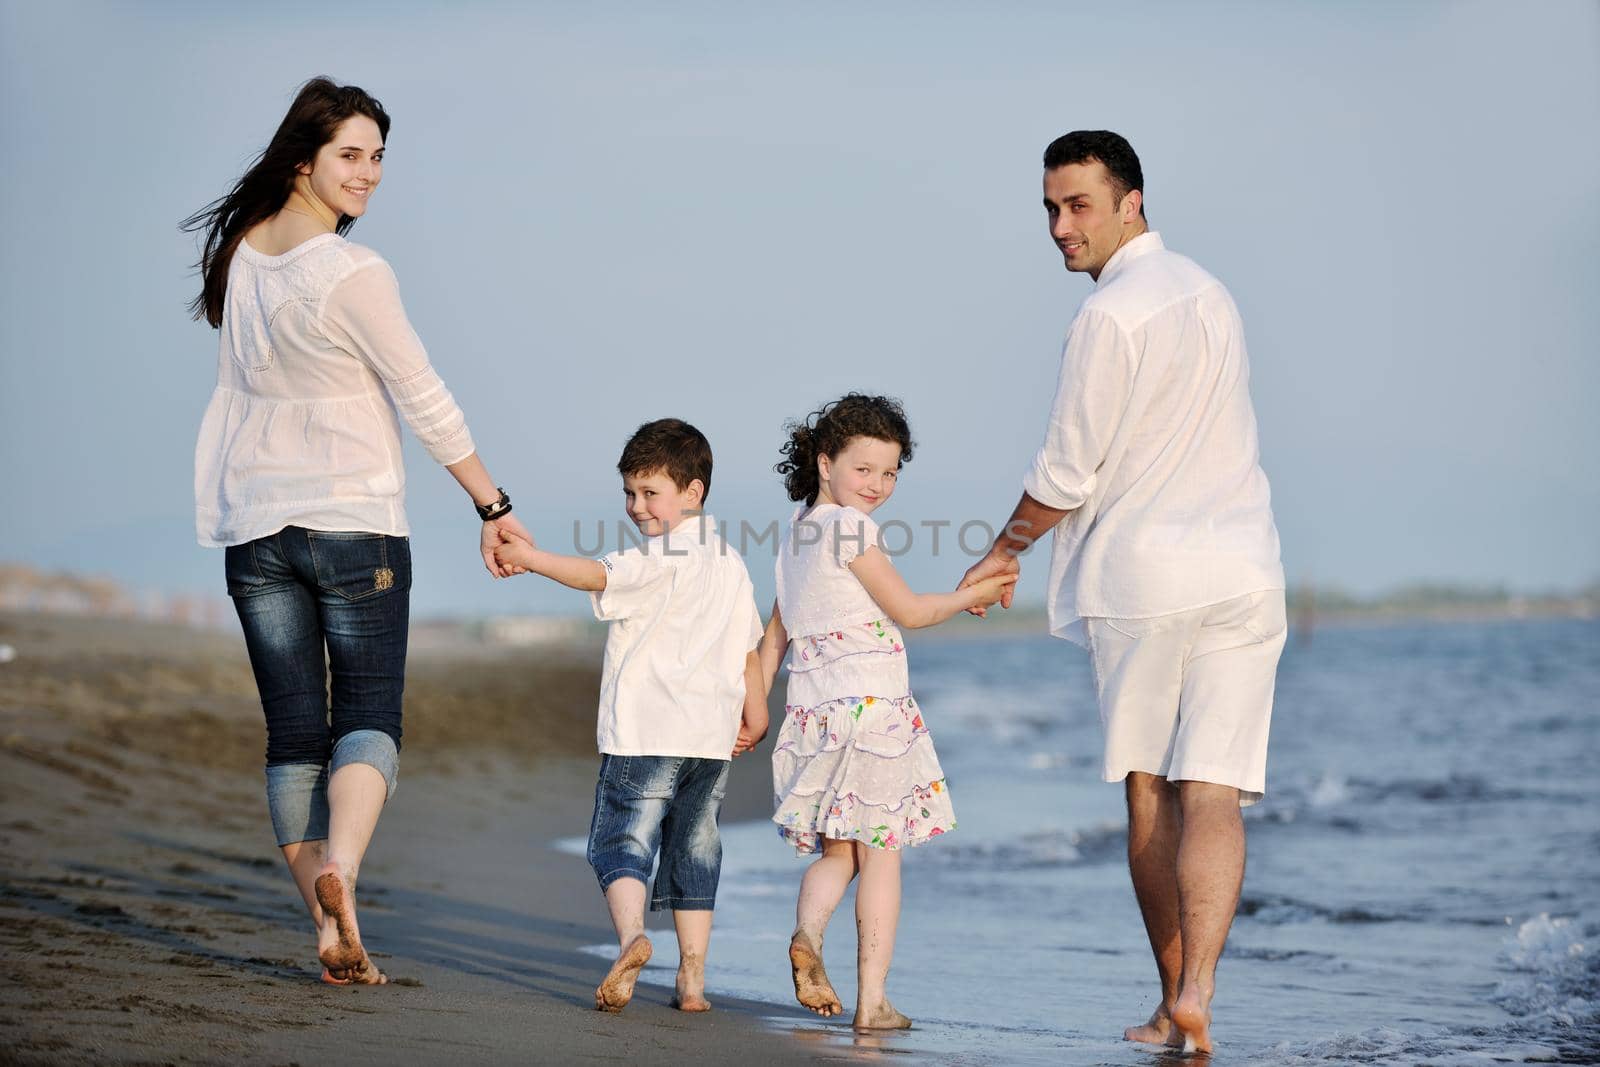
top-left (1084, 590), bottom-right (1287, 806)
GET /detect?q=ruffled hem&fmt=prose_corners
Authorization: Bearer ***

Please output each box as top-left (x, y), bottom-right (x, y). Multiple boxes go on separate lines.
top-left (772, 777), bottom-right (955, 855)
top-left (772, 704), bottom-right (955, 854)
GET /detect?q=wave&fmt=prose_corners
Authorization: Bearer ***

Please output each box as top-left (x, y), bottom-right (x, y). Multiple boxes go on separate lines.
top-left (927, 822), bottom-right (1126, 870)
top-left (1242, 913), bottom-right (1600, 1065)
top-left (1251, 771), bottom-right (1553, 832)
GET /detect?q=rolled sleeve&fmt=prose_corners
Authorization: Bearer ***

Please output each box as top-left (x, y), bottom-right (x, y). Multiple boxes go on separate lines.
top-left (321, 258), bottom-right (477, 467)
top-left (1022, 309), bottom-right (1137, 510)
top-left (590, 550), bottom-right (667, 622)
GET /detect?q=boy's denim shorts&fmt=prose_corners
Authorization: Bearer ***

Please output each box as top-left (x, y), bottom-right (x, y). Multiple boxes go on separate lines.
top-left (587, 754), bottom-right (731, 912)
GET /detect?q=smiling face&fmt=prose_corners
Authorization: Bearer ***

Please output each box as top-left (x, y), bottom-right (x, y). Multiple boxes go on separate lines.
top-left (622, 467), bottom-right (704, 537)
top-left (298, 116), bottom-right (384, 219)
top-left (1043, 160), bottom-right (1144, 280)
top-left (816, 435), bottom-right (902, 515)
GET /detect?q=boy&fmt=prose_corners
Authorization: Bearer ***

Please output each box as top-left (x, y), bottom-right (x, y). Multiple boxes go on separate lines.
top-left (493, 418), bottom-right (767, 1013)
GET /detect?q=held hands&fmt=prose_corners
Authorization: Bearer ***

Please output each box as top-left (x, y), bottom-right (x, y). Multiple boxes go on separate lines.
top-left (731, 720), bottom-right (768, 758)
top-left (485, 516), bottom-right (537, 578)
top-left (959, 553), bottom-right (1021, 618)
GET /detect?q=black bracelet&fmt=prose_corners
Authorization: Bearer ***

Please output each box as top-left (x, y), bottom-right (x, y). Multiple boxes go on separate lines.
top-left (475, 488), bottom-right (512, 521)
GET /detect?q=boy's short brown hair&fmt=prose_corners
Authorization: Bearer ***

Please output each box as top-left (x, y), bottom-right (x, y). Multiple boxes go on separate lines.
top-left (617, 418), bottom-right (713, 503)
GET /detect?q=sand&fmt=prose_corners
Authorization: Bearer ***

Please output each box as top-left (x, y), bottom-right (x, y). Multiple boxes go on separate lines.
top-left (0, 610), bottom-right (831, 1065)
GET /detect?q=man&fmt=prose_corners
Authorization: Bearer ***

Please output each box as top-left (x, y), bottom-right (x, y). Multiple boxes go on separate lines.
top-left (961, 130), bottom-right (1285, 1054)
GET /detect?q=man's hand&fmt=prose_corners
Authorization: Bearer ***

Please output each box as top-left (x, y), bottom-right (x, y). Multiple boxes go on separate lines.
top-left (959, 552), bottom-right (1021, 617)
top-left (482, 514), bottom-right (536, 578)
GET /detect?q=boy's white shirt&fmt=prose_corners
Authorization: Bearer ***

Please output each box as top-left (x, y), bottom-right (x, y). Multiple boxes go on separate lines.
top-left (589, 512), bottom-right (762, 760)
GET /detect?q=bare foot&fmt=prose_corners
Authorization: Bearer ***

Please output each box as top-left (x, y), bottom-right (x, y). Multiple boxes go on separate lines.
top-left (596, 934), bottom-right (652, 1012)
top-left (314, 868), bottom-right (387, 986)
top-left (1171, 984), bottom-right (1214, 1054)
top-left (672, 951), bottom-right (712, 1012)
top-left (1124, 1006), bottom-right (1183, 1047)
top-left (671, 989), bottom-right (712, 1012)
top-left (320, 967), bottom-right (353, 986)
top-left (789, 931), bottom-right (843, 1017)
top-left (852, 998), bottom-right (912, 1031)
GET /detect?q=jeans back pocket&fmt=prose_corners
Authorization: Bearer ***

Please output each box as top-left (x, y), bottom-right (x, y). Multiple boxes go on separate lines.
top-left (306, 531), bottom-right (410, 602)
top-left (224, 543), bottom-right (267, 598)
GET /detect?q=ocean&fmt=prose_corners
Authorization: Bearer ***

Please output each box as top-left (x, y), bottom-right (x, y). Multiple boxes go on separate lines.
top-left (573, 617), bottom-right (1600, 1064)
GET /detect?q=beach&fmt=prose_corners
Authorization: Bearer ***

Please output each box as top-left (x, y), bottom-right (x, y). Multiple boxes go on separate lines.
top-left (4, 610), bottom-right (1599, 1065)
top-left (0, 611), bottom-right (826, 1065)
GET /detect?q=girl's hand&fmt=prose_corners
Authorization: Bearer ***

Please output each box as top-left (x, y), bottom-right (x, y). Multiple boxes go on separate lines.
top-left (969, 572), bottom-right (1019, 613)
top-left (959, 553), bottom-right (1021, 617)
top-left (731, 722), bottom-right (767, 757)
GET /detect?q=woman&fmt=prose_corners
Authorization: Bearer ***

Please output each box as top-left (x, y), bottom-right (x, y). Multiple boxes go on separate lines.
top-left (185, 77), bottom-right (532, 984)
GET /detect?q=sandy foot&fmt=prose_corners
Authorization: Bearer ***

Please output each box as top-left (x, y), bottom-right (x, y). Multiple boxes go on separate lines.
top-left (853, 998), bottom-right (912, 1031)
top-left (671, 990), bottom-right (712, 1012)
top-left (313, 869), bottom-right (387, 985)
top-left (789, 931), bottom-right (843, 1017)
top-left (1124, 1006), bottom-right (1184, 1047)
top-left (1171, 986), bottom-right (1213, 1054)
top-left (672, 953), bottom-right (712, 1012)
top-left (595, 934), bottom-right (652, 1012)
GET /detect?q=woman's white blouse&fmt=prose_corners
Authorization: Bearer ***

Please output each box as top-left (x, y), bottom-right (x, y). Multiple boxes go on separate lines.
top-left (194, 234), bottom-right (475, 546)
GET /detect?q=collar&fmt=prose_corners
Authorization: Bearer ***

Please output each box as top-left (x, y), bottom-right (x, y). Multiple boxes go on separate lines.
top-left (657, 511), bottom-right (716, 548)
top-left (1096, 230), bottom-right (1164, 286)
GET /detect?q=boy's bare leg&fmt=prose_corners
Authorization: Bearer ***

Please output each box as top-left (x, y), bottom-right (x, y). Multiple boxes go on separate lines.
top-left (1169, 780), bottom-right (1245, 1054)
top-left (791, 837), bottom-right (857, 1017)
top-left (314, 763), bottom-right (388, 985)
top-left (852, 842), bottom-right (910, 1031)
top-left (1123, 772), bottom-right (1184, 1046)
top-left (670, 909), bottom-right (713, 1011)
top-left (597, 877), bottom-right (653, 1011)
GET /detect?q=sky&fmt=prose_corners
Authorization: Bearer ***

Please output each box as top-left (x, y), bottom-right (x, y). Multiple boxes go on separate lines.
top-left (2, 1), bottom-right (1597, 619)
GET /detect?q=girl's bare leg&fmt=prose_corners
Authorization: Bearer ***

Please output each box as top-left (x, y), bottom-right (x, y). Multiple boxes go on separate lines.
top-left (791, 837), bottom-right (857, 1017)
top-left (852, 842), bottom-right (910, 1030)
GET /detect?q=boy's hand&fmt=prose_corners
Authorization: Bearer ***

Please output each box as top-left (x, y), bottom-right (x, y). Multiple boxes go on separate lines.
top-left (492, 529), bottom-right (539, 575)
top-left (482, 515), bottom-right (536, 577)
top-left (731, 722), bottom-right (767, 758)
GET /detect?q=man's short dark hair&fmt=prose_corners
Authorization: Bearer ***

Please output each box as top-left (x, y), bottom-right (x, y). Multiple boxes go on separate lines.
top-left (1043, 130), bottom-right (1146, 218)
top-left (618, 418), bottom-right (714, 502)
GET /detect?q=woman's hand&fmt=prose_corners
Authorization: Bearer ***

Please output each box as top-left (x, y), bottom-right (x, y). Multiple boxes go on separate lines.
top-left (482, 513), bottom-right (535, 577)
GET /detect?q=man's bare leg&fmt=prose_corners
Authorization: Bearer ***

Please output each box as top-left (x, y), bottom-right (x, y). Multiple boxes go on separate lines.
top-left (1123, 772), bottom-right (1185, 1046)
top-left (671, 909), bottom-right (713, 1012)
top-left (314, 762), bottom-right (388, 985)
top-left (1169, 780), bottom-right (1245, 1054)
top-left (596, 877), bottom-right (653, 1011)
top-left (791, 837), bottom-right (857, 1017)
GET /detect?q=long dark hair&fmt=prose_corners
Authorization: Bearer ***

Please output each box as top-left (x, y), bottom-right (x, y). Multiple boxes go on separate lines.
top-left (181, 77), bottom-right (391, 328)
top-left (776, 394), bottom-right (915, 506)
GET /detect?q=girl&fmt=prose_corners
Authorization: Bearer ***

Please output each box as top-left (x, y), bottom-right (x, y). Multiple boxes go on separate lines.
top-left (759, 393), bottom-right (1015, 1029)
top-left (185, 78), bottom-right (533, 985)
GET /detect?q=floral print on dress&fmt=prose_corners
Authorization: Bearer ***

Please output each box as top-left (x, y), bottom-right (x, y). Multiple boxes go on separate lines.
top-left (772, 619), bottom-right (954, 855)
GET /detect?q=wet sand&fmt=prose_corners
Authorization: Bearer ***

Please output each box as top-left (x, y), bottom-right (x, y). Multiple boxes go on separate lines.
top-left (0, 611), bottom-right (826, 1065)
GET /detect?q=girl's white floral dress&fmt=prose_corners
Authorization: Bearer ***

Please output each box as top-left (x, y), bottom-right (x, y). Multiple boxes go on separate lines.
top-left (771, 504), bottom-right (955, 853)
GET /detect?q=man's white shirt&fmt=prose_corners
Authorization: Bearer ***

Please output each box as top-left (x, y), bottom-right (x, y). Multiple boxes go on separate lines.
top-left (1023, 231), bottom-right (1284, 643)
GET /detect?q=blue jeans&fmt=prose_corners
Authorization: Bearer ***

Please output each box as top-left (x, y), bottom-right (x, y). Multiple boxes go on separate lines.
top-left (587, 755), bottom-right (730, 911)
top-left (225, 526), bottom-right (408, 845)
